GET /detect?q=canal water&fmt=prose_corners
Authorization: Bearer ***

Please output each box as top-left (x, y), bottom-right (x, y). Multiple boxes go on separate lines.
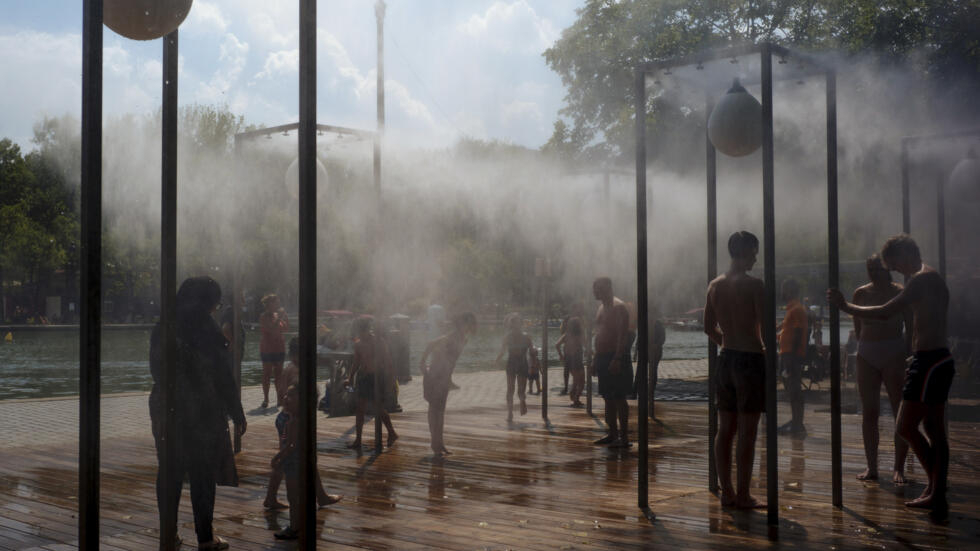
top-left (0, 322), bottom-right (846, 400)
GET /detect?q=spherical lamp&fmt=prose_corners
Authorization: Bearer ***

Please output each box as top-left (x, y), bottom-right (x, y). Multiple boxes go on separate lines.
top-left (104, 0), bottom-right (194, 41)
top-left (708, 78), bottom-right (762, 157)
top-left (284, 157), bottom-right (329, 200)
top-left (948, 149), bottom-right (980, 204)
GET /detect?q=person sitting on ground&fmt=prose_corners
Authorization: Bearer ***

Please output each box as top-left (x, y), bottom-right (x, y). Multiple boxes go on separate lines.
top-left (592, 277), bottom-right (633, 448)
top-left (829, 234), bottom-right (953, 520)
top-left (777, 278), bottom-right (808, 436)
top-left (851, 254), bottom-right (912, 484)
top-left (704, 231), bottom-right (766, 509)
top-left (346, 317), bottom-right (398, 450)
top-left (265, 338), bottom-right (341, 510)
top-left (556, 315), bottom-right (586, 407)
top-left (496, 313), bottom-right (533, 421)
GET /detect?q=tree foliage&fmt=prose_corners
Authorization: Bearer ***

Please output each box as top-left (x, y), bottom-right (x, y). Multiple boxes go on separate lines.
top-left (543, 0), bottom-right (980, 162)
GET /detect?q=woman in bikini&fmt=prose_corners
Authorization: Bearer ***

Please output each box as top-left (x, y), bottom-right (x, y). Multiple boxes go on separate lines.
top-left (496, 313), bottom-right (533, 422)
top-left (853, 254), bottom-right (912, 483)
top-left (259, 294), bottom-right (289, 409)
top-left (419, 312), bottom-right (477, 456)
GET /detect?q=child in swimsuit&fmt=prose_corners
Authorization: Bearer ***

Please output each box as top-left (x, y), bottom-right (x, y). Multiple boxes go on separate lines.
top-left (496, 314), bottom-right (532, 422)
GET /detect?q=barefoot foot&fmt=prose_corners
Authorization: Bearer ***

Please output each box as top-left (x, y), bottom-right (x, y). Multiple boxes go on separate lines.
top-left (264, 498), bottom-right (288, 510)
top-left (735, 496), bottom-right (766, 509)
top-left (346, 440), bottom-right (362, 449)
top-left (892, 471), bottom-right (907, 485)
top-left (720, 492), bottom-right (737, 507)
top-left (856, 468), bottom-right (878, 481)
top-left (387, 433), bottom-right (399, 447)
top-left (318, 494), bottom-right (342, 507)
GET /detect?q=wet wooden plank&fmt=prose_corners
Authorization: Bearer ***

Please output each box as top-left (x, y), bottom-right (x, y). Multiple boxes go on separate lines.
top-left (0, 394), bottom-right (978, 550)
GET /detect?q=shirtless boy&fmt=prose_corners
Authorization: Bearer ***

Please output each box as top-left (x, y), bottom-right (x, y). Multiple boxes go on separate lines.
top-left (704, 231), bottom-right (766, 509)
top-left (347, 317), bottom-right (398, 450)
top-left (592, 277), bottom-right (632, 448)
top-left (829, 234), bottom-right (954, 519)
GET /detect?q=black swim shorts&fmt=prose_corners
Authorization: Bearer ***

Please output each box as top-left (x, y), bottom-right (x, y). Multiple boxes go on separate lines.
top-left (261, 352), bottom-right (286, 364)
top-left (717, 349), bottom-right (766, 413)
top-left (903, 349), bottom-right (955, 405)
top-left (356, 372), bottom-right (381, 401)
top-left (595, 351), bottom-right (633, 400)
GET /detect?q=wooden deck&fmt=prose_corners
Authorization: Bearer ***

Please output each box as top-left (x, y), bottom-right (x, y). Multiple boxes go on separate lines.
top-left (0, 386), bottom-right (978, 549)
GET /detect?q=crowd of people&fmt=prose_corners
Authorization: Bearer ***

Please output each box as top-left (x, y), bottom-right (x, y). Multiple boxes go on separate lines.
top-left (149, 230), bottom-right (955, 547)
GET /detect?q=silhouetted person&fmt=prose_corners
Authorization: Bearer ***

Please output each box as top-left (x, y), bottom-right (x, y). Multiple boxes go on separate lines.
top-left (778, 278), bottom-right (808, 436)
top-left (830, 234), bottom-right (953, 520)
top-left (592, 277), bottom-right (632, 448)
top-left (704, 231), bottom-right (765, 509)
top-left (259, 294), bottom-right (289, 408)
top-left (851, 254), bottom-right (911, 484)
top-left (347, 317), bottom-right (398, 450)
top-left (265, 338), bottom-right (341, 510)
top-left (150, 276), bottom-right (246, 549)
top-left (647, 316), bottom-right (666, 418)
top-left (556, 313), bottom-right (586, 407)
top-left (420, 312), bottom-right (477, 456)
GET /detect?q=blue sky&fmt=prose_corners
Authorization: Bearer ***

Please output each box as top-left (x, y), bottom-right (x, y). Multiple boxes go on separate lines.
top-left (0, 0), bottom-right (584, 151)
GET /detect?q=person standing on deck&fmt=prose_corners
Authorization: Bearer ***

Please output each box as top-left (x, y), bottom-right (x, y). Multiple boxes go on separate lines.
top-left (259, 294), bottom-right (288, 409)
top-left (851, 254), bottom-right (912, 485)
top-left (149, 276), bottom-right (246, 550)
top-left (829, 234), bottom-right (954, 520)
top-left (777, 278), bottom-right (808, 436)
top-left (703, 231), bottom-right (766, 509)
top-left (556, 313), bottom-right (586, 408)
top-left (419, 312), bottom-right (477, 456)
top-left (346, 317), bottom-right (398, 450)
top-left (591, 277), bottom-right (633, 448)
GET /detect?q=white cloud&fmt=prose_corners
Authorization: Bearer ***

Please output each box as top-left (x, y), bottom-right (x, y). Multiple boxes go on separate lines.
top-left (458, 0), bottom-right (558, 53)
top-left (183, 0), bottom-right (229, 34)
top-left (194, 32), bottom-right (250, 103)
top-left (254, 49), bottom-right (298, 80)
top-left (500, 100), bottom-right (542, 124)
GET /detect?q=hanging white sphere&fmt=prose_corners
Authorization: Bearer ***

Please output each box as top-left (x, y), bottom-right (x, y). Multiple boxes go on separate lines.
top-left (708, 78), bottom-right (762, 158)
top-left (948, 150), bottom-right (980, 204)
top-left (104, 0), bottom-right (194, 41)
top-left (284, 157), bottom-right (329, 200)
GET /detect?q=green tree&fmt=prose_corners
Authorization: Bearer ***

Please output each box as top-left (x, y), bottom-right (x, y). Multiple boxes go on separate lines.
top-left (543, 0), bottom-right (980, 161)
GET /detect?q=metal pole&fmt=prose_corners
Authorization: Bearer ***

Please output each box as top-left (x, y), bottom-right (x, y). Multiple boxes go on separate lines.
top-left (158, 30), bottom-right (180, 551)
top-left (634, 68), bottom-right (651, 510)
top-left (542, 271), bottom-right (549, 421)
top-left (79, 1), bottom-right (102, 547)
top-left (298, 0), bottom-right (318, 545)
top-left (901, 141), bottom-right (911, 234)
top-left (937, 168), bottom-right (947, 279)
top-left (374, 0), bottom-right (385, 204)
top-left (760, 43), bottom-right (779, 526)
top-left (826, 69), bottom-right (843, 509)
top-left (232, 136), bottom-right (243, 454)
top-left (705, 94), bottom-right (719, 495)
top-left (586, 297), bottom-right (593, 416)
top-left (373, 2), bottom-right (387, 452)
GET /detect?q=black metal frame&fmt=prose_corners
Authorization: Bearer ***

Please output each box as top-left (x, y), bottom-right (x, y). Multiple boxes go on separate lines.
top-left (900, 127), bottom-right (980, 278)
top-left (79, 1), bottom-right (102, 547)
top-left (634, 42), bottom-right (842, 526)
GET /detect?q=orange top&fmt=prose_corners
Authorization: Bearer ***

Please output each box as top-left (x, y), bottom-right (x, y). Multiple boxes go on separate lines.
top-left (778, 300), bottom-right (808, 357)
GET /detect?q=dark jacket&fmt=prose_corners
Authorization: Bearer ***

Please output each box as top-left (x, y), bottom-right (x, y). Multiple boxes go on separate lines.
top-left (149, 311), bottom-right (245, 485)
